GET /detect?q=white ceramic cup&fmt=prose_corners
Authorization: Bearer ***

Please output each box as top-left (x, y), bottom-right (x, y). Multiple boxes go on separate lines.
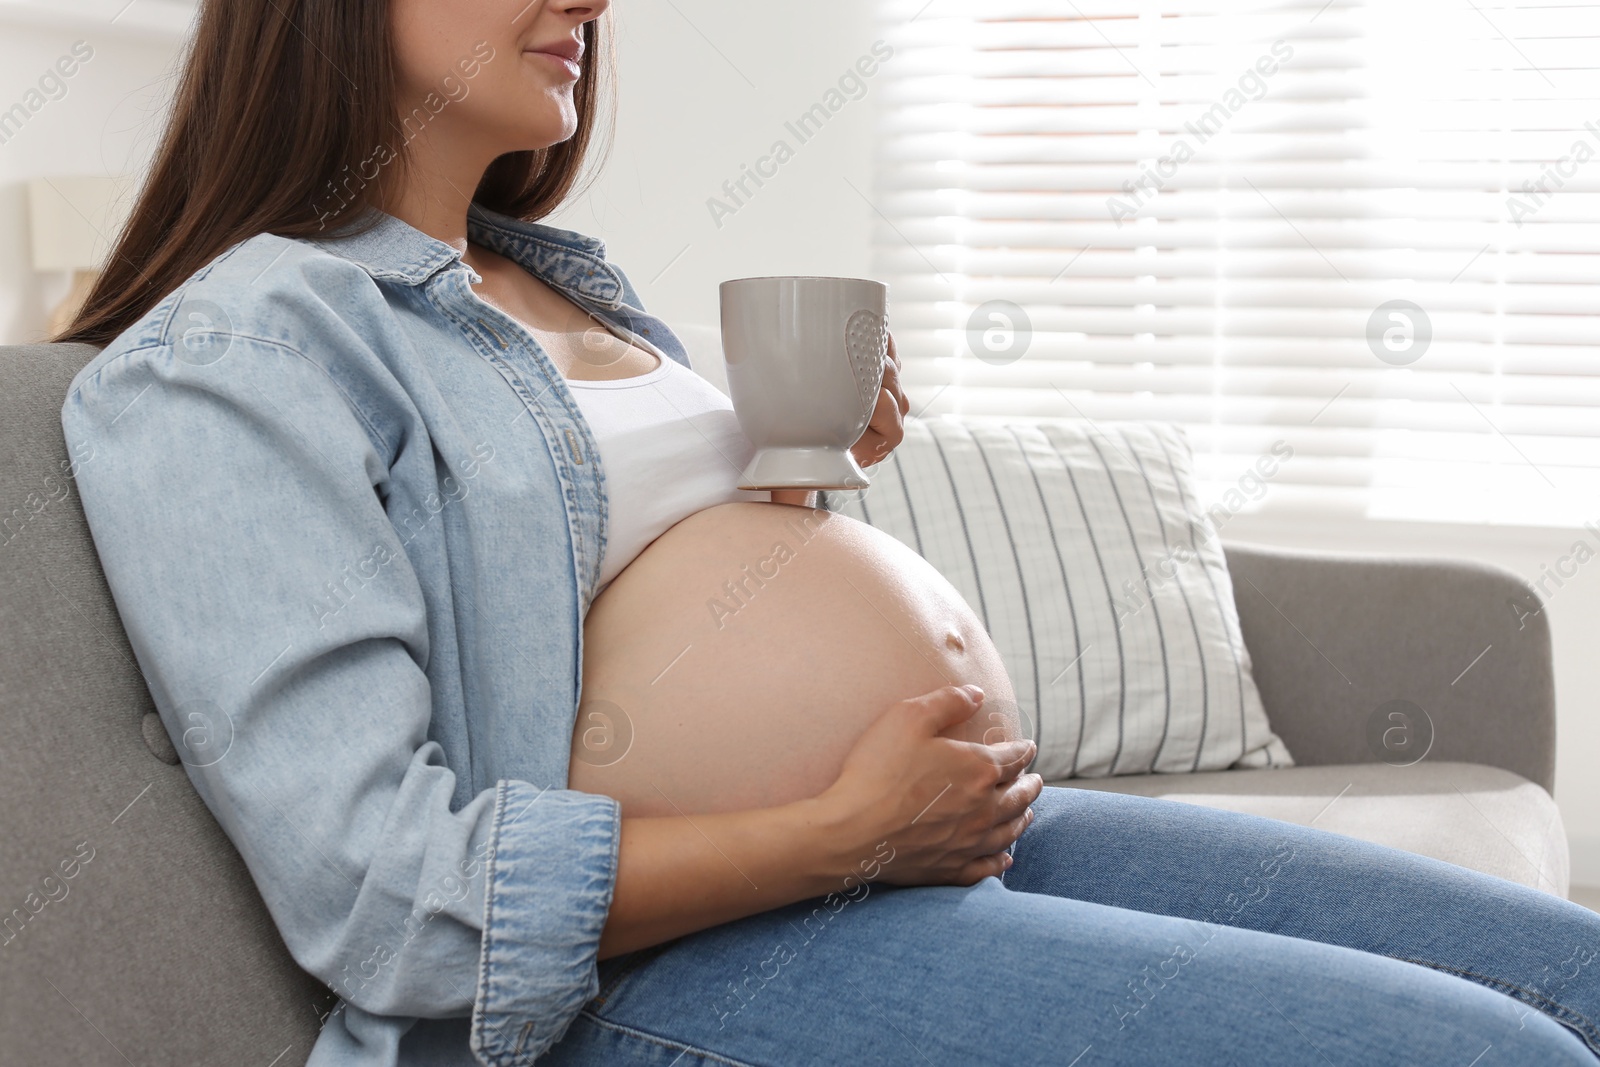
top-left (719, 275), bottom-right (889, 490)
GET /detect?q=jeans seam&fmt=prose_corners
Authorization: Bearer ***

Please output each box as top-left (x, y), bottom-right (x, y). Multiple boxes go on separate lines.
top-left (591, 941), bottom-right (674, 1008)
top-left (1389, 954), bottom-right (1600, 1050)
top-left (573, 1010), bottom-right (769, 1067)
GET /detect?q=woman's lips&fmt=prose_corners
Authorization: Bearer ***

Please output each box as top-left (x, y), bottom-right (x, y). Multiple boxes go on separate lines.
top-left (526, 50), bottom-right (581, 80)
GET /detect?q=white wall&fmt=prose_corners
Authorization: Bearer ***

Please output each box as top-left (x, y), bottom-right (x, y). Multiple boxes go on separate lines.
top-left (0, 11), bottom-right (183, 343)
top-left (547, 0), bottom-right (884, 326)
top-left (5, 0), bottom-right (1594, 887)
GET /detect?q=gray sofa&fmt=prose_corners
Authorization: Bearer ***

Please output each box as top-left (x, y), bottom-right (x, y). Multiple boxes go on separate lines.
top-left (0, 342), bottom-right (1568, 1065)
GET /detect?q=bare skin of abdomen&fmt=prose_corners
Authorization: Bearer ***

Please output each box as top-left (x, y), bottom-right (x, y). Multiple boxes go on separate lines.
top-left (567, 501), bottom-right (1021, 817)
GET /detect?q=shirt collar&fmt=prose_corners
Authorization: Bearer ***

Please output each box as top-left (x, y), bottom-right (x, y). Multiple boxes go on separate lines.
top-left (304, 203), bottom-right (626, 307)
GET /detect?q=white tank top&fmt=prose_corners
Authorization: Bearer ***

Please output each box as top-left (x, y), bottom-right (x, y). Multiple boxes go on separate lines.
top-left (566, 351), bottom-right (768, 592)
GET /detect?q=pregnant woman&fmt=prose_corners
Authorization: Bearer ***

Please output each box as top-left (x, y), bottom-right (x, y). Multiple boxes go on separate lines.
top-left (59, 1), bottom-right (1600, 1065)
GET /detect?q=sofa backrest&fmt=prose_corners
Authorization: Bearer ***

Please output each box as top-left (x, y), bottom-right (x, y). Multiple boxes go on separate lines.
top-left (0, 343), bottom-right (322, 1065)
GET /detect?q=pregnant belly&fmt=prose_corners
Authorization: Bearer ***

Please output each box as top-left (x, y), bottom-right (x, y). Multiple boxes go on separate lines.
top-left (568, 501), bottom-right (1020, 816)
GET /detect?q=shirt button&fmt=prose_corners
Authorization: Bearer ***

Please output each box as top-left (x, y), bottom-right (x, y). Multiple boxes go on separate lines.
top-left (141, 712), bottom-right (180, 765)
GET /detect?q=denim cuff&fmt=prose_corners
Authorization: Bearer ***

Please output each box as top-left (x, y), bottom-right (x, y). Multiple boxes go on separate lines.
top-left (470, 781), bottom-right (621, 1066)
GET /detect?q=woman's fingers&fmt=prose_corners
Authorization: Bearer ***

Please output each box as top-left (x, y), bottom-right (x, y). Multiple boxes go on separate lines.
top-left (849, 342), bottom-right (907, 469)
top-left (956, 851), bottom-right (1012, 886)
top-left (835, 680), bottom-right (1041, 890)
top-left (871, 380), bottom-right (904, 444)
top-left (882, 344), bottom-right (902, 385)
top-left (897, 683), bottom-right (985, 735)
top-left (883, 355), bottom-right (909, 418)
top-left (995, 772), bottom-right (1043, 822)
top-left (974, 737), bottom-right (1037, 782)
top-left (978, 806), bottom-right (1035, 857)
top-left (958, 775), bottom-right (1039, 859)
top-left (886, 334), bottom-right (909, 414)
top-left (850, 392), bottom-right (901, 467)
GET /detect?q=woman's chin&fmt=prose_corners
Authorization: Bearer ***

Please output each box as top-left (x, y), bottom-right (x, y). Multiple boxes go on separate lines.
top-left (481, 99), bottom-right (576, 152)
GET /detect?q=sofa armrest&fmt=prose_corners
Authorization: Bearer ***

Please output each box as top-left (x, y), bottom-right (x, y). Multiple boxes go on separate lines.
top-left (1224, 541), bottom-right (1555, 793)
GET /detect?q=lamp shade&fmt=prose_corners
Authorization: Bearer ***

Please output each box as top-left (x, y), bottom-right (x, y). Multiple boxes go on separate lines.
top-left (27, 175), bottom-right (135, 272)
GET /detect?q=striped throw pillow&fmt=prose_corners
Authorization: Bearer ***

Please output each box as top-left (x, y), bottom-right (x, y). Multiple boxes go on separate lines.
top-left (820, 416), bottom-right (1292, 780)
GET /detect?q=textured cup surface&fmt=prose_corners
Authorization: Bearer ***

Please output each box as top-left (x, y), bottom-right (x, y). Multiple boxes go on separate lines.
top-left (720, 276), bottom-right (888, 490)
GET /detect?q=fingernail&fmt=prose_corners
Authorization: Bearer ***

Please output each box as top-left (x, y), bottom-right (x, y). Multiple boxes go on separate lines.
top-left (962, 684), bottom-right (984, 698)
top-left (1002, 852), bottom-right (1014, 869)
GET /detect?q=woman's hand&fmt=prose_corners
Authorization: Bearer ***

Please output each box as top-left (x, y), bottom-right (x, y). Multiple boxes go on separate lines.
top-left (601, 684), bottom-right (1036, 958)
top-left (812, 683), bottom-right (1042, 887)
top-left (850, 331), bottom-right (909, 470)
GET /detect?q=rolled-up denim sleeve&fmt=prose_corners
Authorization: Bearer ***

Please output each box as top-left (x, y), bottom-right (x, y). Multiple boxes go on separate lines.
top-left (62, 335), bottom-right (620, 1061)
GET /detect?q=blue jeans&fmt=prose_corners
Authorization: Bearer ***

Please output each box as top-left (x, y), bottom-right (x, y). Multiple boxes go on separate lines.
top-left (542, 787), bottom-right (1600, 1066)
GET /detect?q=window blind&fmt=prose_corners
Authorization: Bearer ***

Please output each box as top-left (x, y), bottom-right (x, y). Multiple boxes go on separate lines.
top-left (872, 0), bottom-right (1600, 527)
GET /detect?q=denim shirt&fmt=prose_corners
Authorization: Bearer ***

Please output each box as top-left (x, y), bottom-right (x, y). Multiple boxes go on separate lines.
top-left (61, 204), bottom-right (691, 1066)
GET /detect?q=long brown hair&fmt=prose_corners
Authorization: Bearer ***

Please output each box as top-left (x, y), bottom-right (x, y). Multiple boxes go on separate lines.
top-left (58, 0), bottom-right (615, 348)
